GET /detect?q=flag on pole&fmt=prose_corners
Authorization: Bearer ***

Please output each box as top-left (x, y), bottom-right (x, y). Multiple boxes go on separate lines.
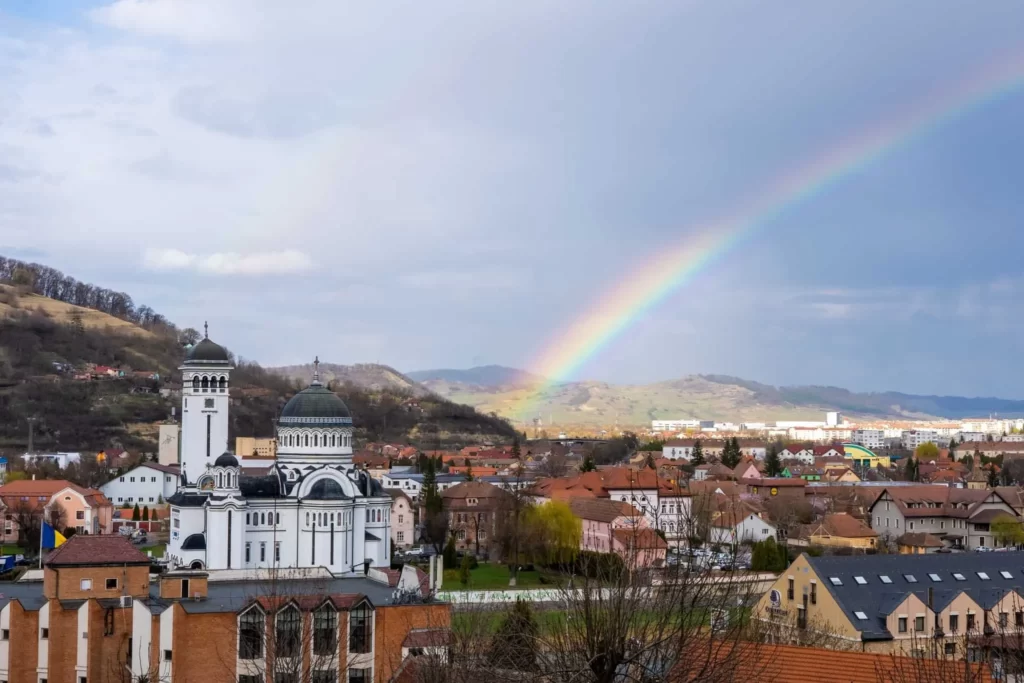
top-left (41, 522), bottom-right (66, 549)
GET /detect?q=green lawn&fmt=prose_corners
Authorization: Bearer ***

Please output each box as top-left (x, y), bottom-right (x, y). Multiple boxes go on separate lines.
top-left (453, 608), bottom-right (569, 636)
top-left (0, 545), bottom-right (22, 557)
top-left (442, 563), bottom-right (547, 590)
top-left (140, 544), bottom-right (165, 558)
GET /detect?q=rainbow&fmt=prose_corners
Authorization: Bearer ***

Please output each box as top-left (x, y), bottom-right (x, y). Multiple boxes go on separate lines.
top-left (517, 52), bottom-right (1024, 422)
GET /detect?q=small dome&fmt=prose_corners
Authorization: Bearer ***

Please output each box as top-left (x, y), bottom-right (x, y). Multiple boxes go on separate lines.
top-left (214, 452), bottom-right (238, 468)
top-left (186, 337), bottom-right (230, 363)
top-left (279, 384), bottom-right (351, 424)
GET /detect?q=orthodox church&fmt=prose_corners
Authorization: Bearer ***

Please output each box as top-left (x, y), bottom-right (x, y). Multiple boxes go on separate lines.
top-left (167, 328), bottom-right (392, 573)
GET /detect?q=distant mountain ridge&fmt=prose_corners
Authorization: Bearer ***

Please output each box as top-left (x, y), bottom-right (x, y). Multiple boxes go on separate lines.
top-left (410, 367), bottom-right (1024, 426)
top-left (271, 362), bottom-right (430, 397)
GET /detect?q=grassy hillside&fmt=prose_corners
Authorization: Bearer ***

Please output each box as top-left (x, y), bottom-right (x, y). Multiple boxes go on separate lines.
top-left (272, 362), bottom-right (428, 397)
top-left (0, 284), bottom-right (152, 336)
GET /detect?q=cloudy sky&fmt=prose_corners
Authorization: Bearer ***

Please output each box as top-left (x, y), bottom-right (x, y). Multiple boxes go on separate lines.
top-left (3, 2), bottom-right (1024, 397)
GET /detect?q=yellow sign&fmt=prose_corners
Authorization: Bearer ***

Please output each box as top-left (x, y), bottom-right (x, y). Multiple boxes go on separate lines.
top-left (770, 487), bottom-right (779, 496)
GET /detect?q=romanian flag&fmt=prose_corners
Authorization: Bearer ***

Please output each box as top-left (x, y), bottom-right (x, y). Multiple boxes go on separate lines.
top-left (41, 522), bottom-right (66, 549)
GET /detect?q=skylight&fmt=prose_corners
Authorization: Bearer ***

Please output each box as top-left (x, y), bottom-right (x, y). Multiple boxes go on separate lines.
top-left (854, 576), bottom-right (867, 585)
top-left (904, 574), bottom-right (918, 583)
top-left (879, 575), bottom-right (892, 584)
top-left (829, 577), bottom-right (842, 586)
top-left (953, 573), bottom-right (966, 581)
top-left (978, 572), bottom-right (990, 580)
top-left (854, 611), bottom-right (868, 620)
top-left (1001, 571), bottom-right (1014, 579)
top-left (929, 574), bottom-right (942, 582)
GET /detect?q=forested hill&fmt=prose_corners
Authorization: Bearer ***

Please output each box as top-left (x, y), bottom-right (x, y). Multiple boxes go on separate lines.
top-left (0, 260), bottom-right (518, 454)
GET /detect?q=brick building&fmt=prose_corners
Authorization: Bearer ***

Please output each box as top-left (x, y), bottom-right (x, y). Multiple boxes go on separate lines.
top-left (441, 481), bottom-right (511, 558)
top-left (0, 534), bottom-right (449, 682)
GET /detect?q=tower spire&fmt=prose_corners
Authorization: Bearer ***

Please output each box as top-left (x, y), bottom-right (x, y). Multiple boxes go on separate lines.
top-left (312, 356), bottom-right (321, 385)
top-left (204, 321), bottom-right (209, 339)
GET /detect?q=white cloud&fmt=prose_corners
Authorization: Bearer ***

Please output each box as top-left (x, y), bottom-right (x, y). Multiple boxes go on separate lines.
top-left (143, 248), bottom-right (313, 275)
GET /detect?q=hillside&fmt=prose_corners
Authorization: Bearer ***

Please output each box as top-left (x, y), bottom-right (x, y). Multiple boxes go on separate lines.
top-left (418, 368), bottom-right (1024, 428)
top-left (272, 362), bottom-right (429, 397)
top-left (407, 364), bottom-right (544, 387)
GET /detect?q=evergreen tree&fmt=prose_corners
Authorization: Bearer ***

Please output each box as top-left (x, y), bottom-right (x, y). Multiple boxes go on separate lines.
top-left (459, 553), bottom-right (472, 586)
top-left (132, 503), bottom-right (141, 521)
top-left (489, 599), bottom-right (538, 671)
top-left (465, 465), bottom-right (474, 481)
top-left (722, 437), bottom-right (741, 468)
top-left (443, 535), bottom-right (457, 569)
top-left (764, 444), bottom-right (782, 477)
top-left (142, 506), bottom-right (149, 521)
top-left (579, 455), bottom-right (597, 472)
top-left (690, 440), bottom-right (705, 467)
top-left (422, 458), bottom-right (440, 514)
top-left (512, 436), bottom-right (521, 460)
top-left (903, 457), bottom-right (917, 482)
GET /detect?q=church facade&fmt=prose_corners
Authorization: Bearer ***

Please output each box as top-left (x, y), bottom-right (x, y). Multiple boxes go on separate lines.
top-left (167, 332), bottom-right (392, 573)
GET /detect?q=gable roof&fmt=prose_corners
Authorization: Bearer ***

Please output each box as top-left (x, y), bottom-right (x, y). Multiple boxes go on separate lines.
top-left (45, 534), bottom-right (151, 567)
top-left (805, 513), bottom-right (877, 539)
top-left (0, 479), bottom-right (111, 509)
top-left (569, 498), bottom-right (640, 523)
top-left (806, 552), bottom-right (1024, 640)
top-left (871, 486), bottom-right (1014, 519)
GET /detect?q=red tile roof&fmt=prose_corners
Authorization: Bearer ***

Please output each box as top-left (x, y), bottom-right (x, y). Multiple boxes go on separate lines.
top-left (612, 527), bottom-right (667, 550)
top-left (45, 534), bottom-right (151, 567)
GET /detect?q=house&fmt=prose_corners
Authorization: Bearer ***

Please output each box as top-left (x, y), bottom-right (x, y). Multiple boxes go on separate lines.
top-left (0, 479), bottom-right (113, 540)
top-left (896, 531), bottom-right (945, 554)
top-left (869, 486), bottom-right (1019, 550)
top-left (796, 513), bottom-right (877, 550)
top-left (387, 488), bottom-right (415, 549)
top-left (732, 458), bottom-right (760, 481)
top-left (568, 497), bottom-right (662, 570)
top-left (825, 467), bottom-right (860, 483)
top-left (812, 444), bottom-right (845, 459)
top-left (741, 477), bottom-right (807, 500)
top-left (442, 481), bottom-right (511, 558)
top-left (780, 445), bottom-right (814, 465)
top-left (709, 509), bottom-right (778, 546)
top-left (100, 463), bottom-right (180, 507)
top-left (755, 551), bottom-right (1024, 661)
top-left (660, 439), bottom-right (724, 461)
top-left (612, 528), bottom-right (667, 569)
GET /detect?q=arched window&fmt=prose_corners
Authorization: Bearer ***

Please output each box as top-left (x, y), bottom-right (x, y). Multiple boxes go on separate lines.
top-left (246, 513), bottom-right (251, 525)
top-left (304, 434), bottom-right (309, 447)
top-left (306, 512), bottom-right (310, 525)
top-left (313, 606), bottom-right (338, 656)
top-left (239, 608), bottom-right (264, 660)
top-left (276, 607), bottom-right (301, 658)
top-left (201, 376), bottom-right (209, 390)
top-left (192, 376), bottom-right (200, 391)
top-left (314, 433), bottom-right (320, 447)
top-left (217, 473), bottom-right (223, 488)
top-left (365, 509), bottom-right (370, 522)
top-left (218, 376), bottom-right (227, 391)
top-left (275, 513), bottom-right (280, 525)
top-left (260, 513), bottom-right (266, 525)
top-left (336, 512), bottom-right (342, 525)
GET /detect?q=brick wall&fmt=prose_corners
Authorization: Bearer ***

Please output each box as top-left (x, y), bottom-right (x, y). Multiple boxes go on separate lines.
top-left (9, 601), bottom-right (38, 683)
top-left (374, 603), bottom-right (451, 682)
top-left (47, 601), bottom-right (79, 683)
top-left (87, 601), bottom-right (133, 683)
top-left (44, 565), bottom-right (150, 600)
top-left (173, 605), bottom-right (238, 683)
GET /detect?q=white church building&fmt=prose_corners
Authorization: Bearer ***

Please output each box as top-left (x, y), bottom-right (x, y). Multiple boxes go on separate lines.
top-left (167, 330), bottom-right (392, 574)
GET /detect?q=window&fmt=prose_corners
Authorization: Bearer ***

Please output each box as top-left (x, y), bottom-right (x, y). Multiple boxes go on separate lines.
top-left (80, 579), bottom-right (92, 590)
top-left (349, 605), bottom-right (373, 654)
top-left (915, 616), bottom-right (925, 632)
top-left (928, 574), bottom-right (941, 582)
top-left (260, 542), bottom-right (266, 562)
top-left (276, 607), bottom-right (301, 658)
top-left (810, 582), bottom-right (816, 604)
top-left (130, 477), bottom-right (135, 483)
top-left (1002, 571), bottom-right (1014, 579)
top-left (106, 578), bottom-right (118, 590)
top-left (399, 515), bottom-right (404, 524)
top-left (950, 614), bottom-right (959, 632)
top-left (854, 611), bottom-right (868, 620)
top-left (276, 513), bottom-right (280, 525)
top-left (977, 572), bottom-right (990, 580)
top-left (904, 574), bottom-right (917, 584)
top-left (164, 650), bottom-right (172, 662)
top-left (275, 542), bottom-right (281, 563)
top-left (313, 606), bottom-right (338, 656)
top-left (0, 629), bottom-right (7, 640)
top-left (854, 576), bottom-right (867, 585)
top-left (787, 578), bottom-right (794, 600)
top-left (151, 477), bottom-right (156, 483)
top-left (240, 676), bottom-right (262, 683)
top-left (953, 573), bottom-right (966, 581)
top-left (829, 577), bottom-right (842, 586)
top-left (349, 670), bottom-right (371, 683)
top-left (879, 575), bottom-right (892, 584)
top-left (1000, 612), bottom-right (1009, 628)
top-left (945, 643), bottom-right (956, 656)
top-left (898, 617), bottom-right (907, 633)
top-left (967, 613), bottom-right (976, 631)
top-left (245, 543), bottom-right (251, 563)
top-left (397, 532), bottom-right (404, 542)
top-left (204, 398), bottom-right (214, 409)
top-left (313, 671), bottom-right (336, 683)
top-left (239, 609), bottom-right (264, 660)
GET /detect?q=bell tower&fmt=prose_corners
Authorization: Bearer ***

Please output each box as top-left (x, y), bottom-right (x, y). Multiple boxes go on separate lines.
top-left (179, 323), bottom-right (233, 484)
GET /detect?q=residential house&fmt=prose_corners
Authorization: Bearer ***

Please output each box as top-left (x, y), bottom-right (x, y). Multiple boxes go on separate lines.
top-left (825, 468), bottom-right (861, 484)
top-left (100, 463), bottom-right (180, 507)
top-left (742, 477), bottom-right (807, 500)
top-left (755, 552), bottom-right (1024, 661)
top-left (661, 439), bottom-right (725, 461)
top-left (387, 489), bottom-right (415, 549)
top-left (0, 479), bottom-right (113, 540)
top-left (780, 445), bottom-right (814, 465)
top-left (732, 458), bottom-right (760, 481)
top-left (612, 528), bottom-right (667, 569)
top-left (795, 512), bottom-right (877, 550)
top-left (812, 445), bottom-right (845, 459)
top-left (896, 532), bottom-right (945, 554)
top-left (442, 481), bottom-right (511, 558)
top-left (709, 508), bottom-right (778, 546)
top-left (569, 498), bottom-right (666, 568)
top-left (869, 486), bottom-right (1019, 550)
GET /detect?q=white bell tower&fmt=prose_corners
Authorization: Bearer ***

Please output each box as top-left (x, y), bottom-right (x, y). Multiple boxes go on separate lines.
top-left (179, 322), bottom-right (233, 485)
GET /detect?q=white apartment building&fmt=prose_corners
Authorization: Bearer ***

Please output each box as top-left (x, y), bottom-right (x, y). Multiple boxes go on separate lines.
top-left (21, 452), bottom-right (81, 468)
top-left (958, 431), bottom-right (988, 442)
top-left (651, 419), bottom-right (701, 431)
top-left (101, 463), bottom-right (181, 506)
top-left (901, 430), bottom-right (943, 450)
top-left (826, 411), bottom-right (842, 427)
top-left (775, 421), bottom-right (826, 429)
top-left (851, 429), bottom-right (885, 450)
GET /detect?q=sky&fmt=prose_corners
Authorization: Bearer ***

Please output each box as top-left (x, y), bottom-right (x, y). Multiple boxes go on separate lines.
top-left (3, 2), bottom-right (1024, 397)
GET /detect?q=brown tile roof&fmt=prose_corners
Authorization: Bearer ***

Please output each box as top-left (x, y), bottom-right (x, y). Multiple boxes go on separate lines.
top-left (569, 498), bottom-right (640, 523)
top-left (45, 534), bottom-right (151, 567)
top-left (897, 532), bottom-right (945, 548)
top-left (807, 513), bottom-right (878, 539)
top-left (0, 479), bottom-right (111, 509)
top-left (674, 642), bottom-right (994, 683)
top-left (612, 527), bottom-right (667, 550)
top-left (876, 486), bottom-right (1012, 519)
